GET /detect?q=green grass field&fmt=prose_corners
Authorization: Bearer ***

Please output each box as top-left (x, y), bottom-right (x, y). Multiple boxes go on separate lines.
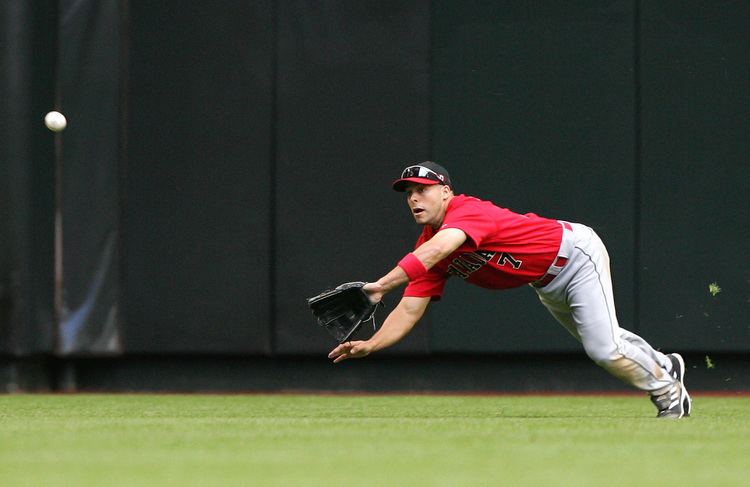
top-left (1, 393), bottom-right (749, 486)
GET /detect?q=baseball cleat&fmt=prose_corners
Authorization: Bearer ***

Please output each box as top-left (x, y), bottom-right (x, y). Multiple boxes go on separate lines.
top-left (650, 382), bottom-right (687, 419)
top-left (667, 353), bottom-right (692, 417)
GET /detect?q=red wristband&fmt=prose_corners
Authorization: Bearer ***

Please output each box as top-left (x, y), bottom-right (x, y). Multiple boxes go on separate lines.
top-left (398, 253), bottom-right (428, 281)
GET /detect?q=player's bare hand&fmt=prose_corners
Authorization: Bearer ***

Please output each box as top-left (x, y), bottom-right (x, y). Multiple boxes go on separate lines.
top-left (363, 282), bottom-right (385, 304)
top-left (328, 340), bottom-right (372, 363)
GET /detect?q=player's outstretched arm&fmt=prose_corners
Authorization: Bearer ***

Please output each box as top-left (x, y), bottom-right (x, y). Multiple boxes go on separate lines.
top-left (328, 296), bottom-right (429, 363)
top-left (361, 228), bottom-right (467, 303)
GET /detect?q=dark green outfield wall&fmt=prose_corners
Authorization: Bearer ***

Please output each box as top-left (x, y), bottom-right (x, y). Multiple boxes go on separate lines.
top-left (2, 1), bottom-right (748, 391)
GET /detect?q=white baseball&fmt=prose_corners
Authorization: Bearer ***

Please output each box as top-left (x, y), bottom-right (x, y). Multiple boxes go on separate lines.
top-left (44, 111), bottom-right (67, 132)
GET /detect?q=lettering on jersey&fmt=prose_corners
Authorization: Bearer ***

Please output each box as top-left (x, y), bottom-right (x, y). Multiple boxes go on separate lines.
top-left (497, 252), bottom-right (523, 269)
top-left (447, 251), bottom-right (496, 279)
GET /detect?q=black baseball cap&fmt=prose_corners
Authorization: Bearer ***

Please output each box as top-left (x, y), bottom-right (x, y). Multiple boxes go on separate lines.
top-left (392, 161), bottom-right (452, 192)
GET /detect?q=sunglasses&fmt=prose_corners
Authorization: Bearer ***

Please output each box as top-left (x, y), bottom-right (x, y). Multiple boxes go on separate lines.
top-left (400, 165), bottom-right (445, 183)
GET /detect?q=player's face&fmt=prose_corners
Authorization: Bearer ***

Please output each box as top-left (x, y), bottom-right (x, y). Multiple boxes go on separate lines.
top-left (404, 183), bottom-right (450, 228)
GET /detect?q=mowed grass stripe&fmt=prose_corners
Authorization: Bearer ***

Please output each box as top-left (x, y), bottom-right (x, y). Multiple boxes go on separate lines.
top-left (1, 394), bottom-right (748, 487)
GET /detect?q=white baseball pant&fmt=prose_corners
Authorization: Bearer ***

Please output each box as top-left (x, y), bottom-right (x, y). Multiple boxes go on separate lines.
top-left (533, 223), bottom-right (675, 393)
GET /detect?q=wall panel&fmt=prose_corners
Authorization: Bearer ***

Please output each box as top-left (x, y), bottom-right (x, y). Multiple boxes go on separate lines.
top-left (273, 1), bottom-right (432, 353)
top-left (639, 1), bottom-right (750, 351)
top-left (0, 0), bottom-right (57, 355)
top-left (124, 2), bottom-right (274, 353)
top-left (430, 1), bottom-right (636, 352)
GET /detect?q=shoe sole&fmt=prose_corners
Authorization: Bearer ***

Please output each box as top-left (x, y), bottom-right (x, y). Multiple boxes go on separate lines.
top-left (671, 353), bottom-right (692, 417)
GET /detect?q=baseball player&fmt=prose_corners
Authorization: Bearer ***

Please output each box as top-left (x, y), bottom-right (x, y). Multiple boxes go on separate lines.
top-left (328, 161), bottom-right (692, 419)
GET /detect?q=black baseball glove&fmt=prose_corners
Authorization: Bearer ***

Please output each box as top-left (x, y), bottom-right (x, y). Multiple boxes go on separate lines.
top-left (306, 281), bottom-right (382, 343)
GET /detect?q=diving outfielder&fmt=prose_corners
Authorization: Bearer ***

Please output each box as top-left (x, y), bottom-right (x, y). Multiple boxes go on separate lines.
top-left (328, 161), bottom-right (692, 418)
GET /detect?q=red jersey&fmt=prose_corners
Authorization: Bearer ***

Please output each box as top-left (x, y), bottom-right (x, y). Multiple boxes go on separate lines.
top-left (403, 194), bottom-right (563, 299)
